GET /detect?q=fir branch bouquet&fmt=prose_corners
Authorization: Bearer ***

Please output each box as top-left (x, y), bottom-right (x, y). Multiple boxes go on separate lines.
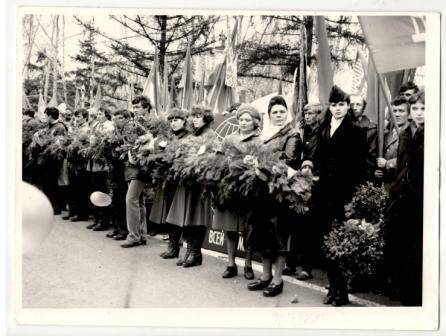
top-left (29, 128), bottom-right (59, 166)
top-left (168, 132), bottom-right (218, 186)
top-left (267, 162), bottom-right (313, 214)
top-left (66, 131), bottom-right (91, 172)
top-left (323, 182), bottom-right (389, 280)
top-left (40, 135), bottom-right (69, 163)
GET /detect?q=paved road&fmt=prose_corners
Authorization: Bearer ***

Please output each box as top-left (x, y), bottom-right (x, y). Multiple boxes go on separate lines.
top-left (23, 215), bottom-right (363, 308)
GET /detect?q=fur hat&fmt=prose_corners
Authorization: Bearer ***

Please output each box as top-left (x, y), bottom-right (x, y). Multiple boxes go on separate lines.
top-left (328, 85), bottom-right (350, 103)
top-left (268, 95), bottom-right (288, 115)
top-left (167, 107), bottom-right (187, 121)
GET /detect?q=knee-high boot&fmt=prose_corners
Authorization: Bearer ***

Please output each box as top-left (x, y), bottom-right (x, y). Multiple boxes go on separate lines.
top-left (183, 226), bottom-right (206, 268)
top-left (161, 225), bottom-right (181, 259)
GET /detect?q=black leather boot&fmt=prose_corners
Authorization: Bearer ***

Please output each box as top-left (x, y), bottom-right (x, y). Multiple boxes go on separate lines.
top-left (162, 225), bottom-right (181, 259)
top-left (183, 231), bottom-right (203, 268)
top-left (176, 243), bottom-right (191, 266)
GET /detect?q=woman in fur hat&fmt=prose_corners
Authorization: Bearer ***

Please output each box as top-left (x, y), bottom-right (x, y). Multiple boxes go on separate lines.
top-left (151, 108), bottom-right (190, 259)
top-left (166, 105), bottom-right (216, 268)
top-left (316, 85), bottom-right (368, 306)
top-left (212, 103), bottom-right (262, 280)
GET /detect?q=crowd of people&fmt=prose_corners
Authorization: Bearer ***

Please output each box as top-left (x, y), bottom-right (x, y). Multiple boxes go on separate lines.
top-left (22, 82), bottom-right (425, 306)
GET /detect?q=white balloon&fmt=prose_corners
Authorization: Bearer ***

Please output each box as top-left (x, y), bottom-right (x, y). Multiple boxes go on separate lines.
top-left (22, 182), bottom-right (54, 256)
top-left (90, 191), bottom-right (112, 207)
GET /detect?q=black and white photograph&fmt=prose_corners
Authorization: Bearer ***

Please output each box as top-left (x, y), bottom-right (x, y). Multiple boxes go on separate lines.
top-left (8, 5), bottom-right (441, 332)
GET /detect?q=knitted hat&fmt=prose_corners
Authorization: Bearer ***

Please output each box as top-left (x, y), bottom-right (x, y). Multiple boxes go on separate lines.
top-left (301, 160), bottom-right (314, 169)
top-left (236, 104), bottom-right (262, 123)
top-left (328, 85), bottom-right (349, 103)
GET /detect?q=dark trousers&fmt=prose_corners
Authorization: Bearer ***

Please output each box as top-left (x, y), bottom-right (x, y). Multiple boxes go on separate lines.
top-left (70, 169), bottom-right (90, 219)
top-left (110, 184), bottom-right (128, 235)
top-left (40, 160), bottom-right (63, 214)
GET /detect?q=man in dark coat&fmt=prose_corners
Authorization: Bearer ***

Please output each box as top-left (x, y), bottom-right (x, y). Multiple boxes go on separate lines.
top-left (39, 107), bottom-right (67, 214)
top-left (386, 90), bottom-right (425, 306)
top-left (349, 94), bottom-right (378, 180)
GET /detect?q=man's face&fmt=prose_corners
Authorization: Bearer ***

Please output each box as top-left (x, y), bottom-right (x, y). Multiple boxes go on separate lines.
top-left (392, 104), bottom-right (409, 127)
top-left (62, 111), bottom-right (73, 123)
top-left (74, 114), bottom-right (87, 127)
top-left (304, 110), bottom-right (318, 126)
top-left (350, 95), bottom-right (365, 120)
top-left (133, 102), bottom-right (146, 116)
top-left (401, 89), bottom-right (416, 100)
top-left (113, 114), bottom-right (127, 129)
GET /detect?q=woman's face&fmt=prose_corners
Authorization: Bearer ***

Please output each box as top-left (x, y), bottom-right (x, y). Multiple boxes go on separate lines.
top-left (97, 111), bottom-right (107, 122)
top-left (329, 101), bottom-right (349, 120)
top-left (170, 117), bottom-right (186, 132)
top-left (410, 101), bottom-right (425, 127)
top-left (192, 114), bottom-right (205, 129)
top-left (238, 112), bottom-right (255, 134)
top-left (269, 104), bottom-right (287, 127)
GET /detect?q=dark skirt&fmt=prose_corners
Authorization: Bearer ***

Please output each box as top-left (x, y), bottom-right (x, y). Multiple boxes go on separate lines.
top-left (166, 184), bottom-right (213, 228)
top-left (149, 183), bottom-right (175, 225)
top-left (246, 202), bottom-right (294, 258)
top-left (212, 208), bottom-right (246, 232)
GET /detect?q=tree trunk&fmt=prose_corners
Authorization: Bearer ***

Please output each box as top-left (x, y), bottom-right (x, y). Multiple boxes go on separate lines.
top-left (62, 15), bottom-right (68, 104)
top-left (52, 15), bottom-right (59, 102)
top-left (158, 15), bottom-right (167, 78)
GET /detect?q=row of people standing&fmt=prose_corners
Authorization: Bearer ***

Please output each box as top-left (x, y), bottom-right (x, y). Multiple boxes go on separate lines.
top-left (23, 80), bottom-right (425, 306)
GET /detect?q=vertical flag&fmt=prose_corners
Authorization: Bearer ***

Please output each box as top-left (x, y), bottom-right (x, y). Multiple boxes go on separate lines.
top-left (80, 85), bottom-right (86, 108)
top-left (350, 48), bottom-right (368, 95)
top-left (168, 75), bottom-right (176, 109)
top-left (358, 16), bottom-right (425, 73)
top-left (179, 42), bottom-right (193, 110)
top-left (37, 91), bottom-right (46, 119)
top-left (314, 16), bottom-right (334, 108)
top-left (93, 84), bottom-right (102, 109)
top-left (74, 87), bottom-right (80, 111)
top-left (206, 18), bottom-right (239, 113)
top-left (127, 82), bottom-right (134, 112)
top-left (294, 22), bottom-right (308, 123)
top-left (47, 94), bottom-right (58, 108)
top-left (142, 48), bottom-right (161, 115)
top-left (162, 58), bottom-right (169, 112)
top-left (197, 71), bottom-right (205, 104)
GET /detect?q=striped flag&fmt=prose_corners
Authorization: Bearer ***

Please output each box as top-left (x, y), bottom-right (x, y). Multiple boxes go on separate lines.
top-left (351, 48), bottom-right (368, 95)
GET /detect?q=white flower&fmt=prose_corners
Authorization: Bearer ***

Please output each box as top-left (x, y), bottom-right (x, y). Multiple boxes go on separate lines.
top-left (287, 166), bottom-right (297, 179)
top-left (243, 155), bottom-right (258, 167)
top-left (159, 140), bottom-right (168, 148)
top-left (197, 144), bottom-right (206, 155)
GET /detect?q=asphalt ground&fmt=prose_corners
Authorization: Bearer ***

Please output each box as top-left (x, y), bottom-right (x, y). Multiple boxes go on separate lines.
top-left (22, 214), bottom-right (396, 308)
